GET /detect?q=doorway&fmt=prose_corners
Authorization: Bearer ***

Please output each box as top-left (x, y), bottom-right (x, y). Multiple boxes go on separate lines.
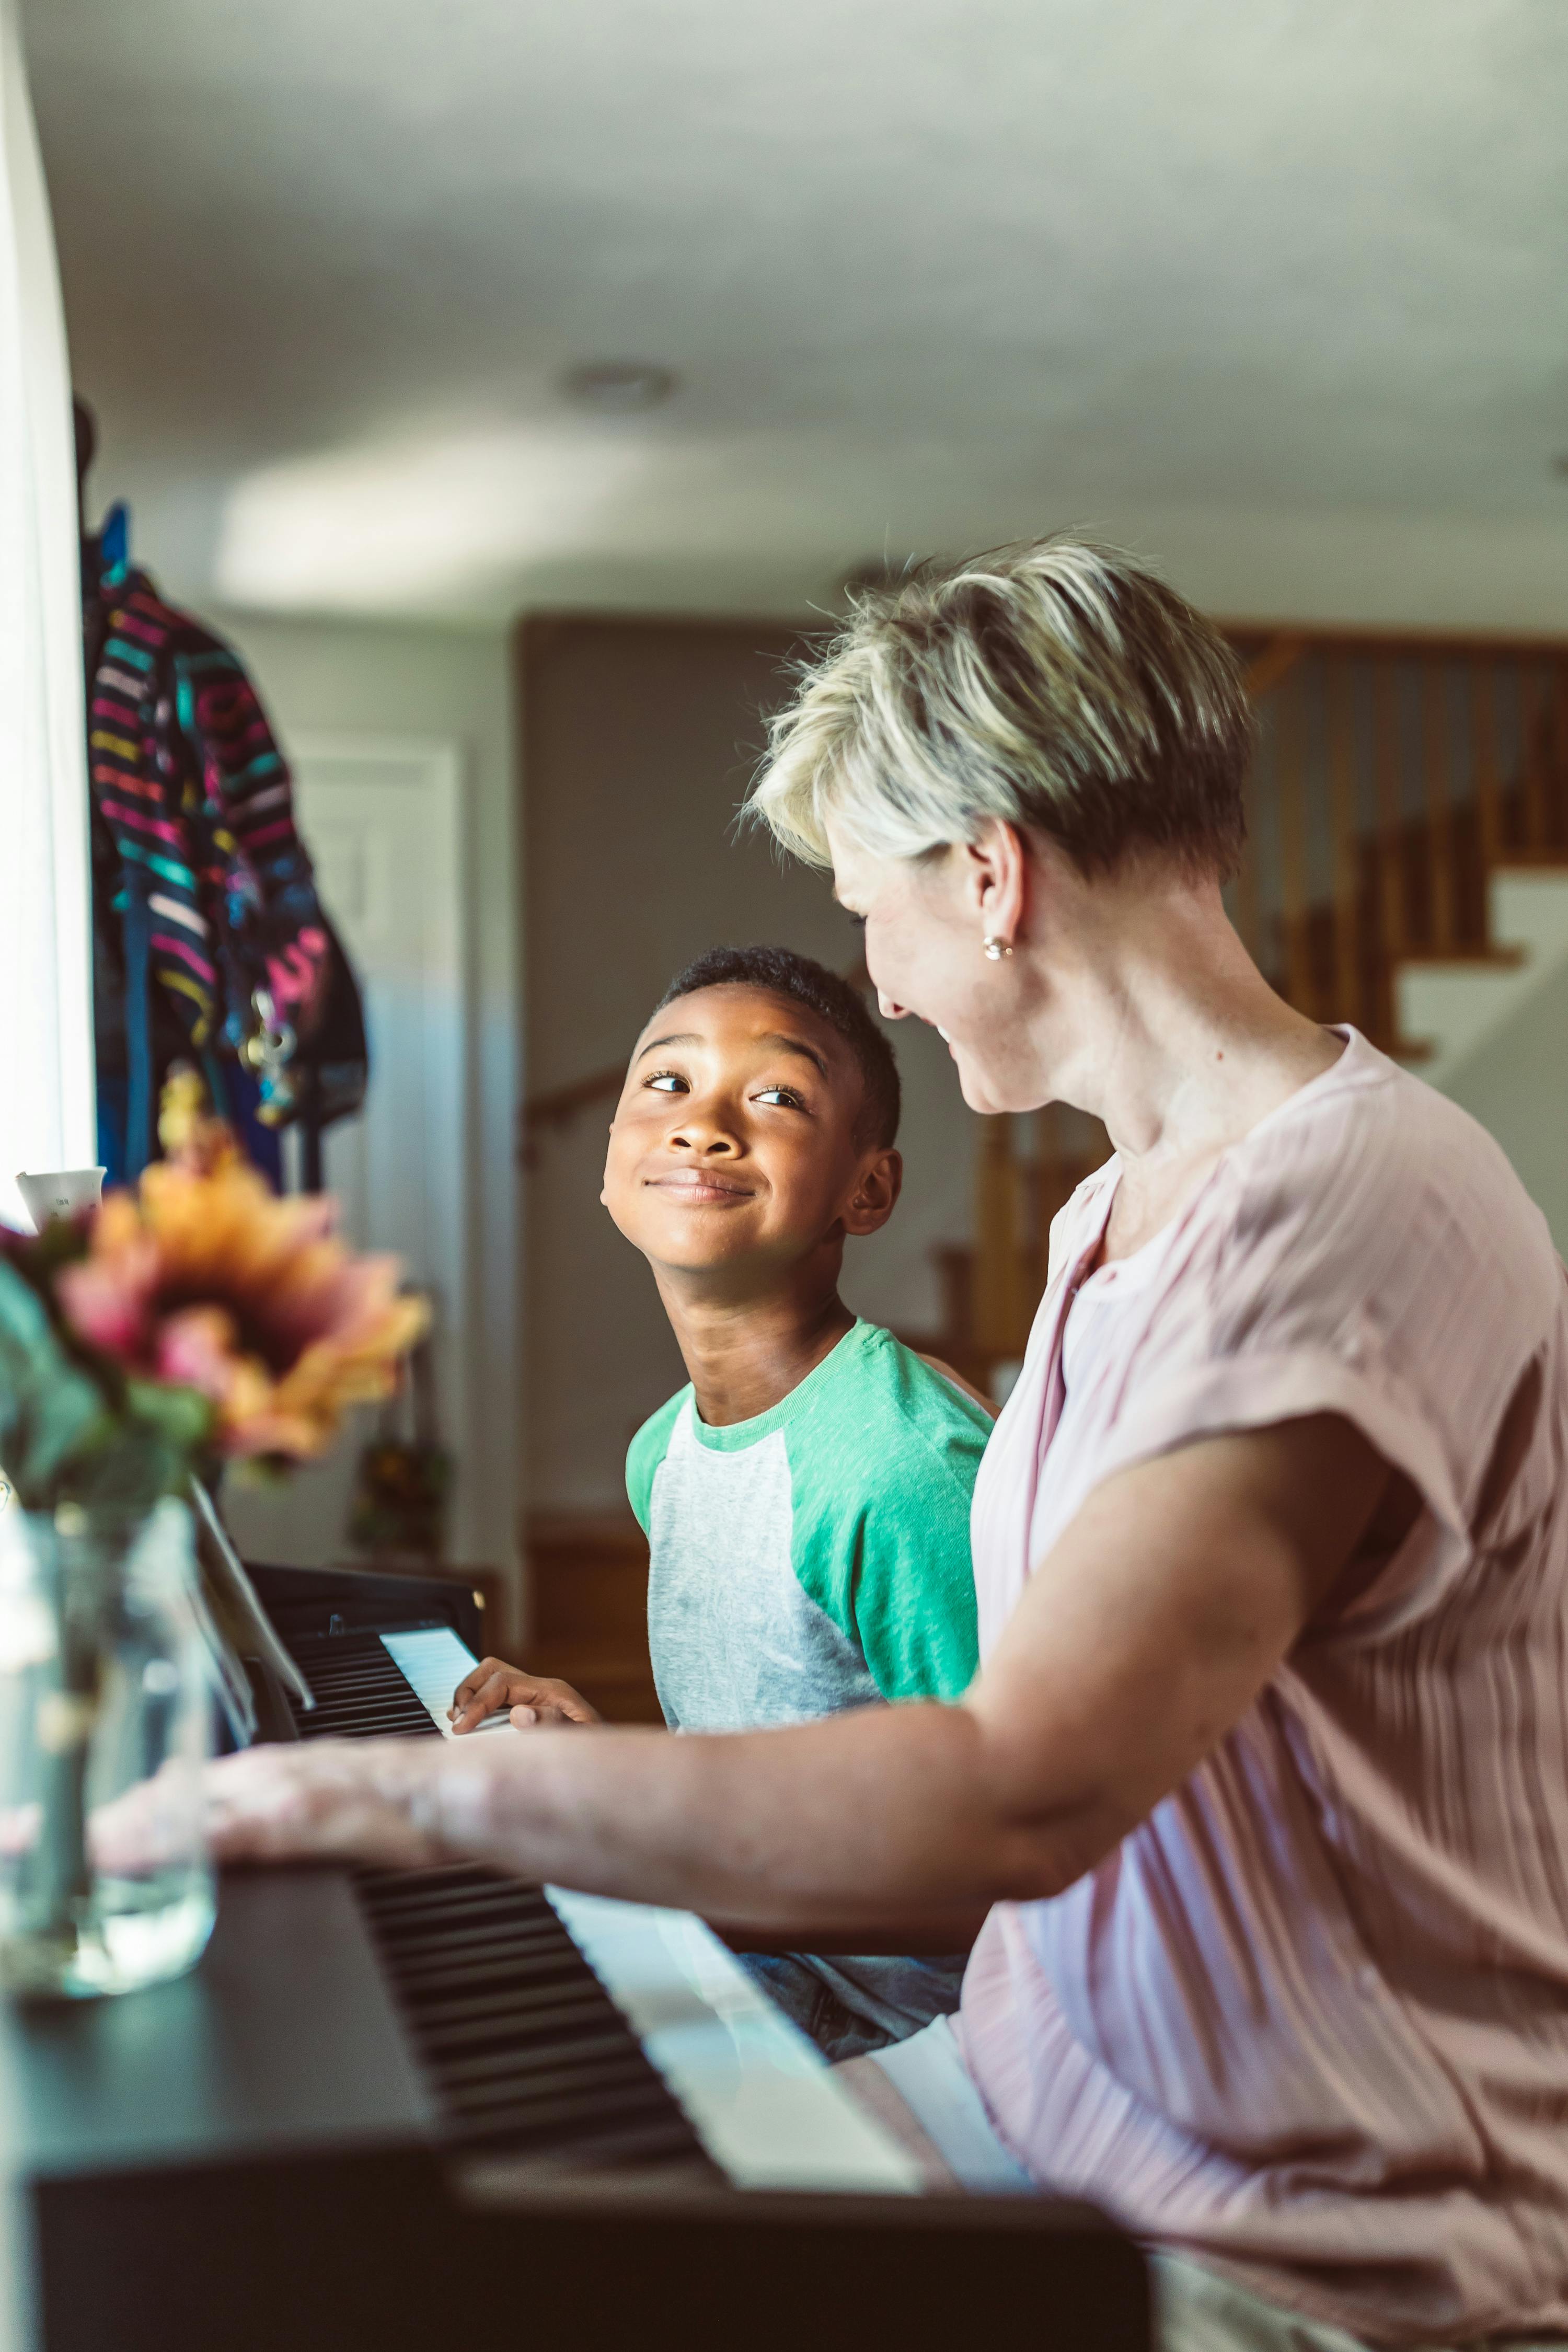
top-left (222, 734), bottom-right (472, 1570)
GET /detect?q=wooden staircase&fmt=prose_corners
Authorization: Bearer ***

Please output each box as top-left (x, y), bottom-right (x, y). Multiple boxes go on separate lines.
top-left (1226, 625), bottom-right (1568, 1052)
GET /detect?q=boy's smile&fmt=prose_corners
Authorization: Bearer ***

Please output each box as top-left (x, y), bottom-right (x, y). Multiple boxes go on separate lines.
top-left (602, 983), bottom-right (900, 1288)
top-left (644, 1166), bottom-right (755, 1205)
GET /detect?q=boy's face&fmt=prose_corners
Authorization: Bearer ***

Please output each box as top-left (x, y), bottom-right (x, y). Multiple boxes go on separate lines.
top-left (602, 985), bottom-right (901, 1284)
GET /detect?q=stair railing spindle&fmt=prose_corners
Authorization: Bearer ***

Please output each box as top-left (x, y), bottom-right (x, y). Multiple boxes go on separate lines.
top-left (1373, 661), bottom-right (1405, 1018)
top-left (1523, 664), bottom-right (1548, 851)
top-left (1327, 657), bottom-right (1361, 1026)
top-left (1276, 662), bottom-right (1313, 1017)
top-left (1422, 662), bottom-right (1456, 953)
top-left (973, 1116), bottom-right (1027, 1362)
top-left (1235, 758), bottom-right (1262, 967)
top-left (1472, 663), bottom-right (1501, 870)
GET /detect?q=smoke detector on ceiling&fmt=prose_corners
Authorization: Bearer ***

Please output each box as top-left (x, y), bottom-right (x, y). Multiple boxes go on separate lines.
top-left (563, 361), bottom-right (677, 414)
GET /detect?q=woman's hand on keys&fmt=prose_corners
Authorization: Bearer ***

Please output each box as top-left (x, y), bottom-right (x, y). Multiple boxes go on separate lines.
top-left (448, 1657), bottom-right (602, 1735)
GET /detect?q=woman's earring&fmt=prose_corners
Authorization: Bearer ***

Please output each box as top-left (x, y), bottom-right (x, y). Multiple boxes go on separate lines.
top-left (983, 936), bottom-right (1014, 961)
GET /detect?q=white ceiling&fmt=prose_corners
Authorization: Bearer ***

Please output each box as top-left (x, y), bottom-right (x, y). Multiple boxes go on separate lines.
top-left (24, 0), bottom-right (1568, 627)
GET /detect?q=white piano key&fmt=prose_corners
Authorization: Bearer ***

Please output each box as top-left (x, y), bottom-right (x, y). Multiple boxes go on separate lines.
top-left (379, 1626), bottom-right (921, 2194)
top-left (381, 1625), bottom-right (514, 1737)
top-left (546, 1889), bottom-right (920, 2194)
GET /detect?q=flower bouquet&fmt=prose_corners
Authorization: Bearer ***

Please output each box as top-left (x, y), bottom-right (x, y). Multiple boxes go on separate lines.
top-left (0, 1099), bottom-right (425, 1997)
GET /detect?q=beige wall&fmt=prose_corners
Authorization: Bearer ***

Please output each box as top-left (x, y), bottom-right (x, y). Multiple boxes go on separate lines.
top-left (522, 616), bottom-right (977, 1514)
top-left (210, 608), bottom-right (523, 1587)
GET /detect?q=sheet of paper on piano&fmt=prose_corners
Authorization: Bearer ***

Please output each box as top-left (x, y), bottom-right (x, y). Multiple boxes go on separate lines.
top-left (381, 1627), bottom-right (923, 2194)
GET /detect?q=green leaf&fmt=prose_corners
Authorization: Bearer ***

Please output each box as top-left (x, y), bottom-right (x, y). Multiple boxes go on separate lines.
top-left (125, 1378), bottom-right (214, 1456)
top-left (0, 1260), bottom-right (112, 1508)
top-left (0, 1267), bottom-right (214, 1513)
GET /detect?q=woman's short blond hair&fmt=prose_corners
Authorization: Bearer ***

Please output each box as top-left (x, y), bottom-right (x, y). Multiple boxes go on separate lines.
top-left (749, 536), bottom-right (1254, 877)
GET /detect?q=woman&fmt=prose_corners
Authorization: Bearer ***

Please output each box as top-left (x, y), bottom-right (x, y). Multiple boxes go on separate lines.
top-left (192, 541), bottom-right (1568, 2350)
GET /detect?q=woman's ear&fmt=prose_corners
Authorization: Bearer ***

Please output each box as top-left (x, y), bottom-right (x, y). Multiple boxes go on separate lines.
top-left (961, 818), bottom-right (1028, 950)
top-left (841, 1147), bottom-right (903, 1238)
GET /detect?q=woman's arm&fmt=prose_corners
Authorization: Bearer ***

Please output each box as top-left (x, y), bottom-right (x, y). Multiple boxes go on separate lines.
top-left (192, 1414), bottom-right (1404, 1918)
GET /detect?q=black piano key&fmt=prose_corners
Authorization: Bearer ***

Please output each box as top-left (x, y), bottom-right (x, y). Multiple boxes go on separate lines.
top-left (446, 2053), bottom-right (662, 2113)
top-left (286, 1633), bottom-right (446, 1742)
top-left (283, 1632), bottom-right (713, 2176)
top-left (417, 1989), bottom-right (614, 2051)
top-left (356, 1864), bottom-right (524, 1906)
top-left (370, 1878), bottom-right (709, 2165)
top-left (372, 1899), bottom-right (571, 1946)
top-left (388, 1940), bottom-right (591, 1986)
top-left (376, 1930), bottom-right (579, 1979)
top-left (365, 1887), bottom-right (563, 1932)
top-left (434, 2030), bottom-right (651, 2089)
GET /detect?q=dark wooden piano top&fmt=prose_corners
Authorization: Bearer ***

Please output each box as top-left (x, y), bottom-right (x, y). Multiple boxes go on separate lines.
top-left (0, 1869), bottom-right (433, 2181)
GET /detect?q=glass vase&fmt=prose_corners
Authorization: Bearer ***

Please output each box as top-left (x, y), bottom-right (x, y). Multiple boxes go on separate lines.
top-left (0, 1497), bottom-right (216, 1999)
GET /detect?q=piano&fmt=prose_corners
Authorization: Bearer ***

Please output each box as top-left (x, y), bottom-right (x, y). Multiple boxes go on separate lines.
top-left (0, 1563), bottom-right (1148, 2351)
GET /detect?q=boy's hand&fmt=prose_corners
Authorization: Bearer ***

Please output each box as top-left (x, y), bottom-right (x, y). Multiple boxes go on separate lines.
top-left (448, 1658), bottom-right (601, 1735)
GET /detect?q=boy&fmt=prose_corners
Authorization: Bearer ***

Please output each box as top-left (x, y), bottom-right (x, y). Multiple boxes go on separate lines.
top-left (450, 944), bottom-right (991, 2060)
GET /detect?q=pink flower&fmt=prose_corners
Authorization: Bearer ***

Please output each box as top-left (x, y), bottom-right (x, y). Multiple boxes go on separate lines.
top-left (57, 1149), bottom-right (426, 1462)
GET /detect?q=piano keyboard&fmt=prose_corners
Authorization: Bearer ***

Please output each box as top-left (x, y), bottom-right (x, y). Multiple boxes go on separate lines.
top-left (283, 1620), bottom-right (921, 2195)
top-left (355, 1861), bottom-right (708, 2172)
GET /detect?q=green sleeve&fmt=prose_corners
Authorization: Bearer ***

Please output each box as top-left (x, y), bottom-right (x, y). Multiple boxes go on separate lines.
top-left (625, 1391), bottom-right (686, 1533)
top-left (846, 1426), bottom-right (982, 1703)
top-left (786, 1334), bottom-right (987, 1704)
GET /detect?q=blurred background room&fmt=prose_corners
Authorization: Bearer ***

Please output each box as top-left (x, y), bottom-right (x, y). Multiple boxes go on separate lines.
top-left (14, 0), bottom-right (1567, 1716)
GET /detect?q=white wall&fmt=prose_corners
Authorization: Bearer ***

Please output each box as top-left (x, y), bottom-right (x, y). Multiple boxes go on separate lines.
top-left (209, 608), bottom-right (522, 1592)
top-left (0, 0), bottom-right (94, 1229)
top-left (1443, 955), bottom-right (1568, 1259)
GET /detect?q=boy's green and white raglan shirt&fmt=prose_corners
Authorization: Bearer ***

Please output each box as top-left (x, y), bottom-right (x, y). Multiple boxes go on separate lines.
top-left (626, 1318), bottom-right (988, 2043)
top-left (626, 1319), bottom-right (982, 1732)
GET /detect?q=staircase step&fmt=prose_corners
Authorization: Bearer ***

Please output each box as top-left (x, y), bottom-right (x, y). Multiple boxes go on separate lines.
top-left (1396, 945), bottom-right (1527, 971)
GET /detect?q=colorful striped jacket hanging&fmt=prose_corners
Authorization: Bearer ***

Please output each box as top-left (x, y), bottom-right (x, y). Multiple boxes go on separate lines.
top-left (86, 567), bottom-right (332, 1063)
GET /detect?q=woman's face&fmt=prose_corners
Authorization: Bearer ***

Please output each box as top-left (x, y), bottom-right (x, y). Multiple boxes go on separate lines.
top-left (828, 821), bottom-right (1041, 1116)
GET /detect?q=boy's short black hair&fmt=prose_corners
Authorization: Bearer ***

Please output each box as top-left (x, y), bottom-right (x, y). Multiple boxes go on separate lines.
top-left (654, 945), bottom-right (901, 1149)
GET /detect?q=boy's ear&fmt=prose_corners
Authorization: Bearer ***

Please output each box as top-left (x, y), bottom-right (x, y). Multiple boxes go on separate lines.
top-left (840, 1147), bottom-right (903, 1239)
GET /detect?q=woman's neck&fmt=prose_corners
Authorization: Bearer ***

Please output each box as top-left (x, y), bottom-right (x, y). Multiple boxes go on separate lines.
top-left (1038, 870), bottom-right (1343, 1257)
top-left (652, 1267), bottom-right (855, 1427)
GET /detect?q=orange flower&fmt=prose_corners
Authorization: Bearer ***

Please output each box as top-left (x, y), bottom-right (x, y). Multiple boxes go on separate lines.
top-left (58, 1146), bottom-right (427, 1462)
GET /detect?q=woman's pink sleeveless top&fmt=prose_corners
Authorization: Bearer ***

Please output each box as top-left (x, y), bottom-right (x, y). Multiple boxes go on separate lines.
top-left (958, 1031), bottom-right (1568, 2346)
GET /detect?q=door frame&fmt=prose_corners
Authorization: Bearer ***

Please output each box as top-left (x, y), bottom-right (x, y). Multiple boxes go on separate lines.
top-left (285, 731), bottom-right (477, 1560)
